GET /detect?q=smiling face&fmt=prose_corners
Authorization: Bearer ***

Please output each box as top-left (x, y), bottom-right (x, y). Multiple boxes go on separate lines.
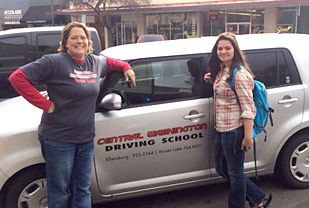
top-left (66, 26), bottom-right (89, 60)
top-left (217, 39), bottom-right (234, 67)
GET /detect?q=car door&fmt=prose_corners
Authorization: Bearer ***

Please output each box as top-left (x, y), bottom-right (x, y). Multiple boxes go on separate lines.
top-left (93, 55), bottom-right (214, 196)
top-left (243, 49), bottom-right (304, 173)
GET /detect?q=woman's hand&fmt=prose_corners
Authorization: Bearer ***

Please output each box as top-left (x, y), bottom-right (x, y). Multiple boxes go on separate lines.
top-left (204, 72), bottom-right (212, 83)
top-left (242, 137), bottom-right (253, 152)
top-left (47, 102), bottom-right (55, 113)
top-left (124, 69), bottom-right (136, 86)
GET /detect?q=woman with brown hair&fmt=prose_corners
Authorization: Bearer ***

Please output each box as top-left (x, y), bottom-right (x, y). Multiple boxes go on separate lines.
top-left (204, 32), bottom-right (272, 208)
top-left (9, 22), bottom-right (135, 208)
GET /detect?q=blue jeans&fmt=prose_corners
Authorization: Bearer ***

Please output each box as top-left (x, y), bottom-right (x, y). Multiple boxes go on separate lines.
top-left (214, 127), bottom-right (266, 208)
top-left (38, 135), bottom-right (94, 208)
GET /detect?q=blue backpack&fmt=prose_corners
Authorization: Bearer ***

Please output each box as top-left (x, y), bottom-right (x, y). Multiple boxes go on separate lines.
top-left (230, 66), bottom-right (274, 178)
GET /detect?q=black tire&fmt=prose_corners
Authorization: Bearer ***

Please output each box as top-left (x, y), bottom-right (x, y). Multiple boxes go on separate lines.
top-left (276, 133), bottom-right (309, 189)
top-left (4, 165), bottom-right (47, 208)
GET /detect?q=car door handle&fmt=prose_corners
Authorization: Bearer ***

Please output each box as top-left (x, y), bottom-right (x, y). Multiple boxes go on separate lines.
top-left (183, 113), bottom-right (207, 120)
top-left (278, 98), bottom-right (298, 104)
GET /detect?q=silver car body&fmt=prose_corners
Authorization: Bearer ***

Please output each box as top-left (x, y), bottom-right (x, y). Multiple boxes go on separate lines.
top-left (0, 34), bottom-right (308, 206)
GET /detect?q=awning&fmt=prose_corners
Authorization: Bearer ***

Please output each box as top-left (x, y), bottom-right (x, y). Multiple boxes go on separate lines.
top-left (20, 5), bottom-right (67, 24)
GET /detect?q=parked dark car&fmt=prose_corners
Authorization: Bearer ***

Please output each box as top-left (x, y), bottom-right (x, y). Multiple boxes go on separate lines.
top-left (0, 26), bottom-right (102, 100)
top-left (136, 34), bottom-right (165, 43)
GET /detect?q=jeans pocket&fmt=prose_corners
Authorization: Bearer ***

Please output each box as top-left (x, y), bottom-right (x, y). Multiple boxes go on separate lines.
top-left (223, 127), bottom-right (244, 154)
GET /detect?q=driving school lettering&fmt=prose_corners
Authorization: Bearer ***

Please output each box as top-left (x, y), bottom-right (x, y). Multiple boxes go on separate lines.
top-left (97, 123), bottom-right (207, 152)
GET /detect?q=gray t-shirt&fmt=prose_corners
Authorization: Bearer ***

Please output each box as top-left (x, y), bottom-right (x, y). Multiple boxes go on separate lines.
top-left (21, 52), bottom-right (108, 143)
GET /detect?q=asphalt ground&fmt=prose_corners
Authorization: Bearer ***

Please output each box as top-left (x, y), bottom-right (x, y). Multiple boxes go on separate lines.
top-left (94, 175), bottom-right (309, 208)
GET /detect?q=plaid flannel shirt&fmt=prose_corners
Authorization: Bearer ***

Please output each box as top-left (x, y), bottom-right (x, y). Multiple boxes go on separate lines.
top-left (213, 67), bottom-right (256, 132)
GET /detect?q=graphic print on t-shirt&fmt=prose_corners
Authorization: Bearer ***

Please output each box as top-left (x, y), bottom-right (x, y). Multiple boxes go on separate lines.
top-left (69, 69), bottom-right (98, 83)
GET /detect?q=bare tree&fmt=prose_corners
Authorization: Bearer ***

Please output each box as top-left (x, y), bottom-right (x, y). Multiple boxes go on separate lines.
top-left (70, 0), bottom-right (151, 48)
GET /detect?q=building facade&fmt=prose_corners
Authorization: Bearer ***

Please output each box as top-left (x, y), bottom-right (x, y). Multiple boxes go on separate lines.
top-left (59, 0), bottom-right (309, 48)
top-left (1, 0), bottom-right (309, 48)
top-left (0, 0), bottom-right (68, 30)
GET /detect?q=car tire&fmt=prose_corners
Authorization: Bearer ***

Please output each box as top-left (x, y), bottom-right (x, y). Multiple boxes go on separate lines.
top-left (276, 133), bottom-right (309, 189)
top-left (5, 165), bottom-right (48, 208)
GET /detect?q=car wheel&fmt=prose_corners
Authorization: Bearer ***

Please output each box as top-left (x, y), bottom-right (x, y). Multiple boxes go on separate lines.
top-left (5, 166), bottom-right (48, 208)
top-left (276, 133), bottom-right (309, 188)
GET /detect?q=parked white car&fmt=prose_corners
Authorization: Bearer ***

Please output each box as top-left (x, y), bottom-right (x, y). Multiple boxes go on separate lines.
top-left (0, 33), bottom-right (309, 208)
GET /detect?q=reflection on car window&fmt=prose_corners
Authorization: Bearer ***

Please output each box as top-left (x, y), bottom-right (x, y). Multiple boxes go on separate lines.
top-left (245, 49), bottom-right (300, 88)
top-left (246, 51), bottom-right (278, 87)
top-left (111, 57), bottom-right (210, 105)
top-left (278, 51), bottom-right (295, 86)
top-left (0, 36), bottom-right (26, 67)
top-left (37, 34), bottom-right (61, 58)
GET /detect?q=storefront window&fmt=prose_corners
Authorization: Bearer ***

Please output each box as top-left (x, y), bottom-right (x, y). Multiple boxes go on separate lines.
top-left (298, 6), bottom-right (309, 34)
top-left (146, 14), bottom-right (160, 35)
top-left (184, 13), bottom-right (197, 38)
top-left (203, 11), bottom-right (225, 36)
top-left (227, 10), bottom-right (251, 23)
top-left (278, 7), bottom-right (297, 33)
top-left (115, 21), bottom-right (137, 45)
top-left (202, 9), bottom-right (265, 36)
top-left (226, 10), bottom-right (251, 34)
top-left (158, 13), bottom-right (172, 39)
top-left (146, 12), bottom-right (197, 40)
top-left (251, 9), bottom-right (264, 33)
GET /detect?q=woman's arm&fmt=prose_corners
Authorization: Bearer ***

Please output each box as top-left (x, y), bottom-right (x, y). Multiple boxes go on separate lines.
top-left (242, 118), bottom-right (254, 151)
top-left (9, 69), bottom-right (54, 112)
top-left (234, 69), bottom-right (255, 151)
top-left (105, 56), bottom-right (136, 86)
top-left (105, 56), bottom-right (131, 72)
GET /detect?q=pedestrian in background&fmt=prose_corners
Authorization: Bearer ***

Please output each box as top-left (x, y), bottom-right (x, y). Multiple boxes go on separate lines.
top-left (204, 32), bottom-right (272, 208)
top-left (9, 21), bottom-right (136, 208)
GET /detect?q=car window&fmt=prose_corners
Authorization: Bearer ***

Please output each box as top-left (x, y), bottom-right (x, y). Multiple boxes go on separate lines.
top-left (111, 56), bottom-right (211, 106)
top-left (245, 48), bottom-right (301, 88)
top-left (277, 51), bottom-right (300, 86)
top-left (36, 34), bottom-right (61, 58)
top-left (0, 36), bottom-right (27, 68)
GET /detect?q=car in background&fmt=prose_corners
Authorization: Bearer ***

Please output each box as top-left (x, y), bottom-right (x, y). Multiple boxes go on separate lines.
top-left (0, 26), bottom-right (102, 101)
top-left (136, 34), bottom-right (165, 43)
top-left (1, 34), bottom-right (309, 208)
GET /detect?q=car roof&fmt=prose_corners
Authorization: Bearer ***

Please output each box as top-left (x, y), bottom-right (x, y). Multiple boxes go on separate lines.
top-left (101, 33), bottom-right (309, 61)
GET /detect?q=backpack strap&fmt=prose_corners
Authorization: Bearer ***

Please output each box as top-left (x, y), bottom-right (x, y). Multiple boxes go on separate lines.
top-left (229, 67), bottom-right (241, 105)
top-left (253, 139), bottom-right (259, 180)
top-left (229, 66), bottom-right (239, 89)
top-left (269, 107), bottom-right (274, 126)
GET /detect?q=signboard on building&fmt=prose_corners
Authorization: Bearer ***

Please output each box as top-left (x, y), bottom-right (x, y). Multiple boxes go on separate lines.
top-left (277, 24), bottom-right (293, 32)
top-left (4, 10), bottom-right (22, 24)
top-left (208, 10), bottom-right (219, 21)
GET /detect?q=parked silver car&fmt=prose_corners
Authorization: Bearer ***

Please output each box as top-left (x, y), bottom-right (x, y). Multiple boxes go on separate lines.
top-left (0, 33), bottom-right (308, 208)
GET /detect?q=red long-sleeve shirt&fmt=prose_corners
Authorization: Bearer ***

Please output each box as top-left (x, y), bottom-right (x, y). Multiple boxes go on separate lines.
top-left (9, 55), bottom-right (131, 112)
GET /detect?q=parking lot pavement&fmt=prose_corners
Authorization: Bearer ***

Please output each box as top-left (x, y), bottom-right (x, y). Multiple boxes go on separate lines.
top-left (94, 175), bottom-right (309, 208)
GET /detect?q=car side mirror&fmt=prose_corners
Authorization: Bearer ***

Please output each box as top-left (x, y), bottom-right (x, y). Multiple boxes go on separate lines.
top-left (99, 93), bottom-right (122, 111)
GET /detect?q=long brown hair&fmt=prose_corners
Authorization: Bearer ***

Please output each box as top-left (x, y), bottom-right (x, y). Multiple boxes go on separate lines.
top-left (208, 32), bottom-right (253, 82)
top-left (58, 22), bottom-right (93, 53)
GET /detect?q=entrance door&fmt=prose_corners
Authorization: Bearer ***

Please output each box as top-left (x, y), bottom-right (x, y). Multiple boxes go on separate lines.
top-left (226, 22), bottom-right (251, 34)
top-left (116, 21), bottom-right (137, 45)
